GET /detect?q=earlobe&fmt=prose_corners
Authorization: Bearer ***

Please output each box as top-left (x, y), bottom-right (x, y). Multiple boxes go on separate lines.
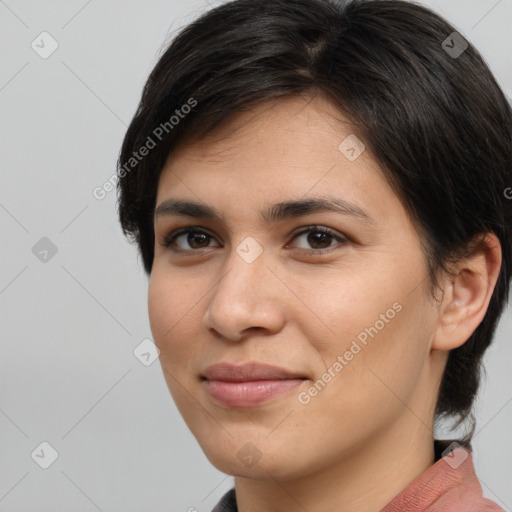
top-left (432, 233), bottom-right (502, 352)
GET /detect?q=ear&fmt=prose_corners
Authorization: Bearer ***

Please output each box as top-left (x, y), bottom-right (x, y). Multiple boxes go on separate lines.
top-left (432, 232), bottom-right (502, 351)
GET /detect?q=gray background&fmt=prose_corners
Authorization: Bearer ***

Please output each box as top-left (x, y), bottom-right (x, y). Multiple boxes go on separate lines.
top-left (1, 0), bottom-right (511, 511)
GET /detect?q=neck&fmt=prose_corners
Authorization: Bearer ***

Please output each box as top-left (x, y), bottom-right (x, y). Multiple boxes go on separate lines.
top-left (233, 418), bottom-right (435, 512)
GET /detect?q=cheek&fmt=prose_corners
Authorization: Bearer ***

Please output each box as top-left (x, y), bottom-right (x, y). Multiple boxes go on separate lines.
top-left (323, 301), bottom-right (430, 429)
top-left (148, 272), bottom-right (205, 426)
top-left (296, 257), bottom-right (431, 408)
top-left (148, 272), bottom-right (200, 370)
top-left (289, 261), bottom-right (400, 349)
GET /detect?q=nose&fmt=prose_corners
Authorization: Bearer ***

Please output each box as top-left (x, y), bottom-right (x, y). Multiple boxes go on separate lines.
top-left (202, 245), bottom-right (286, 342)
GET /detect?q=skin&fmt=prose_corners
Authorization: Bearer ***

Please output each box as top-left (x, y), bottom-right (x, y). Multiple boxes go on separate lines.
top-left (148, 94), bottom-right (502, 512)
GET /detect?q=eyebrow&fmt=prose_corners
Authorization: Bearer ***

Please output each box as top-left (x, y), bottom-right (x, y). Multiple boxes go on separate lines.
top-left (154, 196), bottom-right (375, 225)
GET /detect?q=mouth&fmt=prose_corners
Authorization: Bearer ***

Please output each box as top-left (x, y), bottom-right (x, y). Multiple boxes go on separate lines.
top-left (201, 362), bottom-right (308, 407)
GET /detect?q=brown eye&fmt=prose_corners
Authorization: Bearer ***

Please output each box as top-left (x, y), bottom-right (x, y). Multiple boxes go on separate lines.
top-left (306, 231), bottom-right (332, 249)
top-left (288, 226), bottom-right (348, 254)
top-left (164, 228), bottom-right (220, 251)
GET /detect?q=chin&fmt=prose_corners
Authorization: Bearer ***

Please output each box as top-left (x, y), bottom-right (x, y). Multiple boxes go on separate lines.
top-left (197, 434), bottom-right (309, 482)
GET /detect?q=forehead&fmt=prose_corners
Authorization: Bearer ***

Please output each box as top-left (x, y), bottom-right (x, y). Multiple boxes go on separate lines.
top-left (160, 95), bottom-right (379, 184)
top-left (155, 95), bottom-right (407, 229)
top-left (171, 95), bottom-right (354, 158)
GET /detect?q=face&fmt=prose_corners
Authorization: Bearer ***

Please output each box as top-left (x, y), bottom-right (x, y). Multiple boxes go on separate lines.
top-left (149, 95), bottom-right (443, 480)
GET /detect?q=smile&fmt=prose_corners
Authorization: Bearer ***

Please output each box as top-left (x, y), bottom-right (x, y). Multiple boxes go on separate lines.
top-left (201, 362), bottom-right (307, 407)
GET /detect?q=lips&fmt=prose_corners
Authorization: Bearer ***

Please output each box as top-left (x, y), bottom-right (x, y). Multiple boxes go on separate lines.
top-left (201, 362), bottom-right (307, 407)
top-left (202, 362), bottom-right (306, 382)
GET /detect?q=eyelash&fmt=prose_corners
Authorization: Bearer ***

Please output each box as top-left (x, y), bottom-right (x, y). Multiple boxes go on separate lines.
top-left (162, 225), bottom-right (348, 256)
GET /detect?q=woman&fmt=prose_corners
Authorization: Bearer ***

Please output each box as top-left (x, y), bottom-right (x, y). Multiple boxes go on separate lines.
top-left (117, 0), bottom-right (511, 510)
